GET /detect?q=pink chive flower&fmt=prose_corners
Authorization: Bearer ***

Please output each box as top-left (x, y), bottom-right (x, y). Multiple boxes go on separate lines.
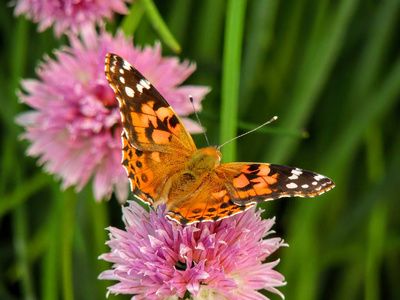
top-left (16, 27), bottom-right (209, 202)
top-left (99, 201), bottom-right (287, 300)
top-left (12, 0), bottom-right (133, 37)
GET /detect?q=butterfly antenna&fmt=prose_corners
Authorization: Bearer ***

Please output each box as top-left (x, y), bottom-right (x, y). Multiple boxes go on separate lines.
top-left (189, 95), bottom-right (210, 146)
top-left (218, 116), bottom-right (278, 149)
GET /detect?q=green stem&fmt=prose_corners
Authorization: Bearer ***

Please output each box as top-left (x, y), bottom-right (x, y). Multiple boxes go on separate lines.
top-left (61, 189), bottom-right (78, 300)
top-left (365, 204), bottom-right (387, 300)
top-left (42, 185), bottom-right (64, 300)
top-left (220, 0), bottom-right (247, 162)
top-left (13, 204), bottom-right (36, 300)
top-left (88, 192), bottom-right (110, 296)
top-left (0, 174), bottom-right (51, 218)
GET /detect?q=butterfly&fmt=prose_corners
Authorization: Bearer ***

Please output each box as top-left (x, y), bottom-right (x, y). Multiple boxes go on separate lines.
top-left (105, 53), bottom-right (335, 225)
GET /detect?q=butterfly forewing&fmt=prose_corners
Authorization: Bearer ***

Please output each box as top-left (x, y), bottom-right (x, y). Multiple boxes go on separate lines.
top-left (105, 53), bottom-right (197, 204)
top-left (105, 53), bottom-right (196, 153)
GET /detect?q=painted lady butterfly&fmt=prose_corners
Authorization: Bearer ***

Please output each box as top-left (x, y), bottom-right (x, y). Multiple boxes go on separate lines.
top-left (105, 53), bottom-right (335, 225)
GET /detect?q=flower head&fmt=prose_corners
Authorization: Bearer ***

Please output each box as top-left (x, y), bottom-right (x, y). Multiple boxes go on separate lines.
top-left (99, 201), bottom-right (286, 300)
top-left (16, 27), bottom-right (209, 201)
top-left (12, 0), bottom-right (132, 37)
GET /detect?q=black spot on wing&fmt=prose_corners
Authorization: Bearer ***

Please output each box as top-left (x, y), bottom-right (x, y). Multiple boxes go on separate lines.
top-left (192, 208), bottom-right (201, 214)
top-left (135, 149), bottom-right (143, 157)
top-left (247, 164), bottom-right (260, 172)
top-left (169, 115), bottom-right (179, 128)
top-left (220, 202), bottom-right (229, 209)
top-left (180, 218), bottom-right (189, 225)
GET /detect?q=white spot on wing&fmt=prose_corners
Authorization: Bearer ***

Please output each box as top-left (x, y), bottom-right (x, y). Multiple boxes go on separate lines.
top-left (312, 181), bottom-right (318, 185)
top-left (123, 60), bottom-right (131, 70)
top-left (119, 76), bottom-right (125, 84)
top-left (301, 184), bottom-right (309, 188)
top-left (136, 83), bottom-right (144, 93)
top-left (314, 174), bottom-right (325, 181)
top-left (286, 182), bottom-right (298, 189)
top-left (292, 169), bottom-right (303, 176)
top-left (119, 68), bottom-right (124, 74)
top-left (288, 174), bottom-right (298, 180)
top-left (125, 86), bottom-right (134, 98)
top-left (140, 79), bottom-right (151, 89)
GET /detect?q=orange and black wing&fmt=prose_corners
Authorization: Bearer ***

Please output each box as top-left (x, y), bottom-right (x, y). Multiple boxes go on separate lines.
top-left (219, 163), bottom-right (335, 206)
top-left (105, 53), bottom-right (196, 153)
top-left (166, 172), bottom-right (254, 225)
top-left (166, 162), bottom-right (334, 225)
top-left (105, 53), bottom-right (197, 204)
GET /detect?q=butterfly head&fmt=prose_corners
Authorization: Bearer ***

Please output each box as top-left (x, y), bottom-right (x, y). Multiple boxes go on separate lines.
top-left (200, 146), bottom-right (222, 163)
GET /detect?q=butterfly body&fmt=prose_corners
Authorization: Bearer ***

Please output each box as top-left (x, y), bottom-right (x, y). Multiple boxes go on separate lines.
top-left (167, 146), bottom-right (219, 194)
top-left (106, 53), bottom-right (335, 225)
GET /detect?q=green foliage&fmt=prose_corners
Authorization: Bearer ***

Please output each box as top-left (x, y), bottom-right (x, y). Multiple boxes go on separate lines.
top-left (1, 0), bottom-right (399, 299)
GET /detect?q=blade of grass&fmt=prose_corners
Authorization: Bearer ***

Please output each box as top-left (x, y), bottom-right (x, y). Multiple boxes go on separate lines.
top-left (321, 54), bottom-right (400, 175)
top-left (88, 193), bottom-right (110, 296)
top-left (365, 204), bottom-right (387, 300)
top-left (166, 0), bottom-right (193, 44)
top-left (364, 125), bottom-right (386, 300)
top-left (120, 0), bottom-right (145, 36)
top-left (42, 185), bottom-right (64, 300)
top-left (264, 0), bottom-right (359, 164)
top-left (0, 174), bottom-right (51, 218)
top-left (346, 0), bottom-right (400, 110)
top-left (239, 0), bottom-right (279, 116)
top-left (141, 0), bottom-right (181, 53)
top-left (7, 17), bottom-right (34, 300)
top-left (335, 259), bottom-right (364, 299)
top-left (12, 204), bottom-right (36, 300)
top-left (264, 0), bottom-right (306, 104)
top-left (220, 0), bottom-right (247, 162)
top-left (193, 0), bottom-right (225, 62)
top-left (61, 189), bottom-right (78, 300)
top-left (326, 138), bottom-right (400, 247)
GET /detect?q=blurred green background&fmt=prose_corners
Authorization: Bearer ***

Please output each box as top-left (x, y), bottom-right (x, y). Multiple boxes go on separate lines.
top-left (1, 0), bottom-right (400, 299)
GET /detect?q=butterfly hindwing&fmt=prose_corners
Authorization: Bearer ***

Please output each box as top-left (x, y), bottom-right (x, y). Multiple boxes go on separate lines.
top-left (166, 162), bottom-right (334, 225)
top-left (166, 172), bottom-right (254, 225)
top-left (121, 131), bottom-right (163, 204)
